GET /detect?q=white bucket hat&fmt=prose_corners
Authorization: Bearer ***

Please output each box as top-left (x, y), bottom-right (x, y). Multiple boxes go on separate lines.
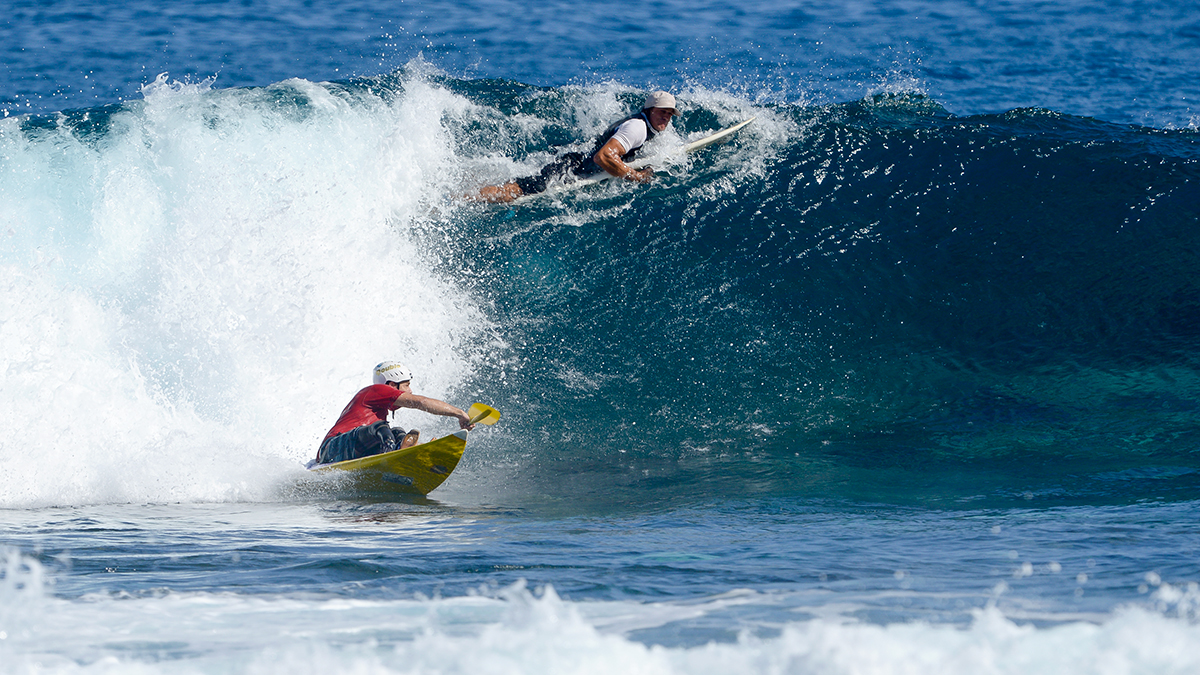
top-left (643, 91), bottom-right (679, 115)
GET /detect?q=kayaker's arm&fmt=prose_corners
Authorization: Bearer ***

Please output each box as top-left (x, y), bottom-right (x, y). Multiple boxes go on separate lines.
top-left (392, 393), bottom-right (475, 430)
top-left (592, 137), bottom-right (653, 183)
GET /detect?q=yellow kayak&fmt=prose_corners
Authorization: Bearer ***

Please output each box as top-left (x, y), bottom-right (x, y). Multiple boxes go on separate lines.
top-left (308, 430), bottom-right (467, 495)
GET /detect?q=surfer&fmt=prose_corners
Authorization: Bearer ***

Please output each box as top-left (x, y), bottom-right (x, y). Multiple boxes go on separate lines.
top-left (473, 91), bottom-right (680, 203)
top-left (314, 361), bottom-right (476, 465)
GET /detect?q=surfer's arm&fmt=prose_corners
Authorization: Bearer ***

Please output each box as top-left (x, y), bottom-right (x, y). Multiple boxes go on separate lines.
top-left (592, 138), bottom-right (653, 183)
top-left (392, 393), bottom-right (475, 430)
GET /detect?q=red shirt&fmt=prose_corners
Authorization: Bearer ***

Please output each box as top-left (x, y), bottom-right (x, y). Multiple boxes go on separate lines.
top-left (323, 384), bottom-right (403, 441)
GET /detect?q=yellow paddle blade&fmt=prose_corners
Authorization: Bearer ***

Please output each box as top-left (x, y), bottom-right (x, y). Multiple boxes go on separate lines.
top-left (467, 403), bottom-right (501, 426)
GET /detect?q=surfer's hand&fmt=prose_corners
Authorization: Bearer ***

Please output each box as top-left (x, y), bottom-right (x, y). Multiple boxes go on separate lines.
top-left (456, 412), bottom-right (475, 431)
top-left (631, 168), bottom-right (654, 183)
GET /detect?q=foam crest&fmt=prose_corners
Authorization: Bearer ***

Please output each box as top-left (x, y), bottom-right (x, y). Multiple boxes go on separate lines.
top-left (3, 575), bottom-right (1200, 674)
top-left (0, 72), bottom-right (489, 507)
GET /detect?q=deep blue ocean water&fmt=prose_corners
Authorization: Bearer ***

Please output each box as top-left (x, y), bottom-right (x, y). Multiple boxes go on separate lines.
top-left (3, 1), bottom-right (1200, 672)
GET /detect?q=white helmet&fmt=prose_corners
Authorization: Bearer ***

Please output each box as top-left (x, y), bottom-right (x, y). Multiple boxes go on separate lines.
top-left (373, 361), bottom-right (413, 385)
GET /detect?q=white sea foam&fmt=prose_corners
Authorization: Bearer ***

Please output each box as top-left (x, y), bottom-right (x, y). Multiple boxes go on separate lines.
top-left (0, 72), bottom-right (490, 507)
top-left (3, 547), bottom-right (1200, 675)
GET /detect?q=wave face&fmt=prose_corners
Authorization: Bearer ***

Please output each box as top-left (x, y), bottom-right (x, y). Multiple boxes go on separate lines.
top-left (433, 79), bottom-right (1200, 508)
top-left (2, 70), bottom-right (1199, 508)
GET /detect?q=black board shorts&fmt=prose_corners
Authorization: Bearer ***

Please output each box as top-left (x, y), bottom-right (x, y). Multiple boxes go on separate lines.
top-left (317, 421), bottom-right (406, 465)
top-left (514, 152), bottom-right (599, 195)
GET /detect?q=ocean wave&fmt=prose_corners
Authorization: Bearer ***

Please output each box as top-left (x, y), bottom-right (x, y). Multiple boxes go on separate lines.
top-left (2, 71), bottom-right (1198, 508)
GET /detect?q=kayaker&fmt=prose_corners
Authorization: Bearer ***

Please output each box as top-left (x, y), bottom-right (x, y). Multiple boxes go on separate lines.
top-left (315, 361), bottom-right (475, 465)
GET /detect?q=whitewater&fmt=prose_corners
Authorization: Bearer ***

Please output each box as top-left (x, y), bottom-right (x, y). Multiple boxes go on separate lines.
top-left (3, 0), bottom-right (1200, 673)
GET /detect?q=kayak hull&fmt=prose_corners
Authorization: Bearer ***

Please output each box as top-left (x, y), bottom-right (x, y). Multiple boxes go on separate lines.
top-left (308, 429), bottom-right (467, 495)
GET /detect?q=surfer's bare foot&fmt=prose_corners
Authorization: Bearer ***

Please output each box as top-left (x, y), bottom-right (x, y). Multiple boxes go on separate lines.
top-left (470, 182), bottom-right (524, 203)
top-left (400, 430), bottom-right (420, 449)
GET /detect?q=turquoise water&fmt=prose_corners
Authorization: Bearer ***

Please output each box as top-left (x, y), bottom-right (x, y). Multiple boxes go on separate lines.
top-left (3, 1), bottom-right (1200, 672)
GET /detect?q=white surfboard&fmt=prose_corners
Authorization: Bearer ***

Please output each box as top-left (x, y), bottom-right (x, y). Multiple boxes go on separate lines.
top-left (681, 117), bottom-right (757, 153)
top-left (523, 117), bottom-right (756, 198)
